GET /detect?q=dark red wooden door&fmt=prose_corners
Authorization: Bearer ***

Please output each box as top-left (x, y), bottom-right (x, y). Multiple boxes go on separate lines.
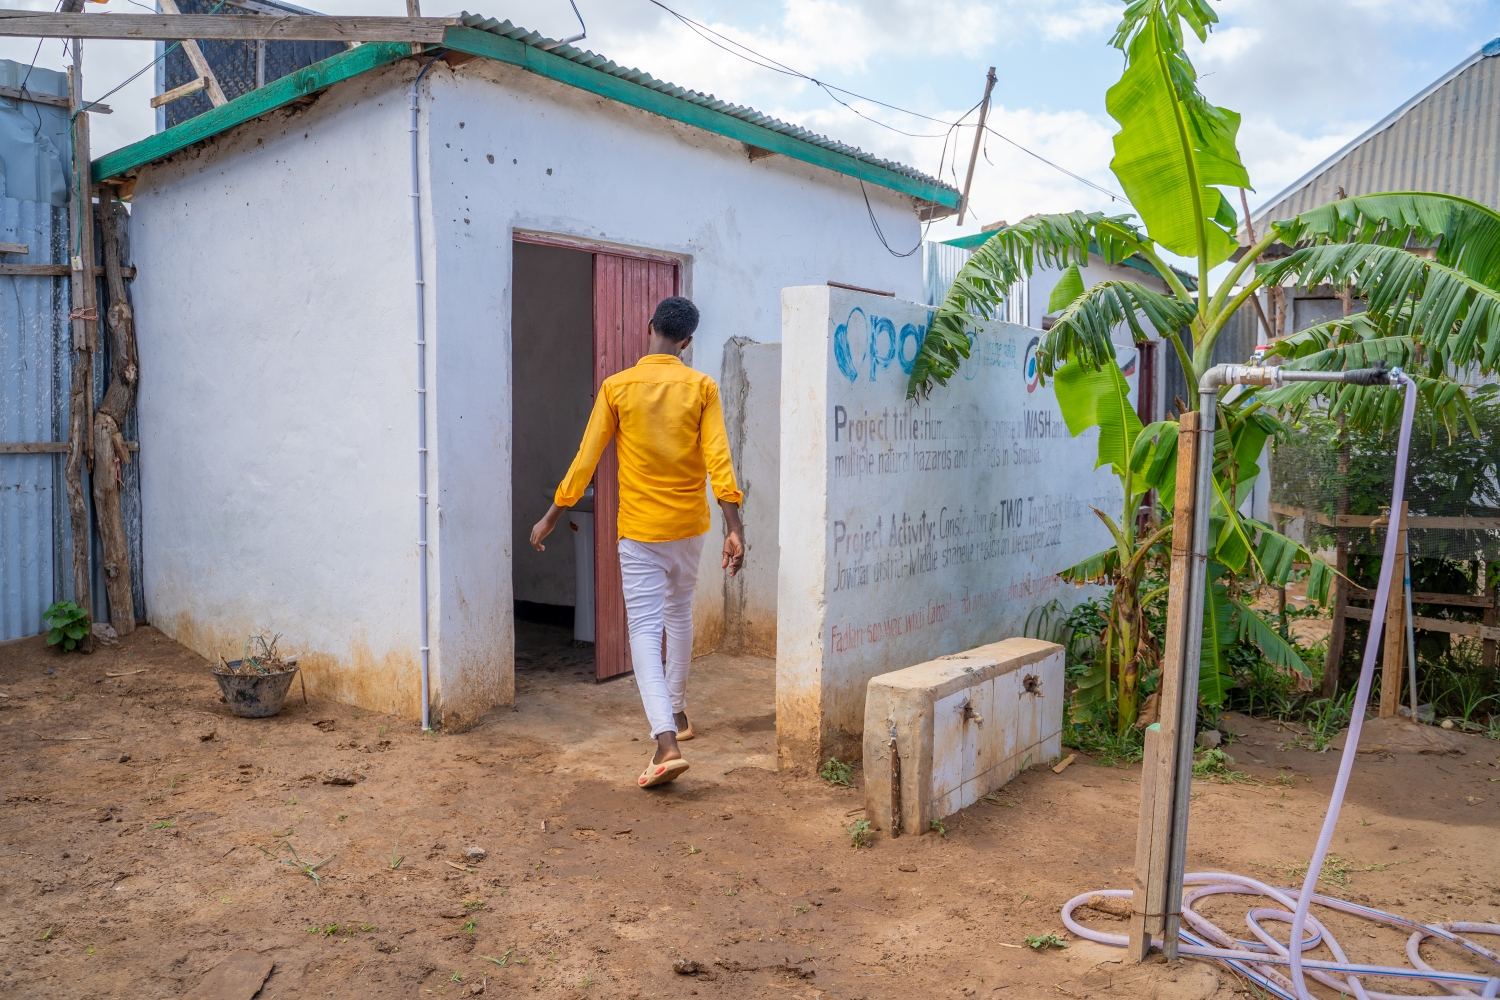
top-left (591, 252), bottom-right (680, 681)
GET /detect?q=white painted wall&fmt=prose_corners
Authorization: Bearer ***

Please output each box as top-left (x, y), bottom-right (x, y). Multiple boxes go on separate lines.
top-left (423, 57), bottom-right (921, 675)
top-left (131, 70), bottom-right (427, 718)
top-left (510, 240), bottom-right (594, 609)
top-left (720, 337), bottom-right (781, 656)
top-left (777, 286), bottom-right (1135, 767)
top-left (130, 55), bottom-right (924, 726)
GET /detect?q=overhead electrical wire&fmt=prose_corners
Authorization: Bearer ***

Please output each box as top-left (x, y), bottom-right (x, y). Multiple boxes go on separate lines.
top-left (643, 0), bottom-right (1125, 202)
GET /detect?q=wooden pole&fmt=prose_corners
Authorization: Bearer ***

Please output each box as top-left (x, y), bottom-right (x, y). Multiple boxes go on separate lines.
top-left (90, 198), bottom-right (138, 636)
top-left (1379, 502), bottom-right (1409, 717)
top-left (1323, 416), bottom-right (1350, 698)
top-left (1128, 410), bottom-right (1200, 962)
top-left (63, 38), bottom-right (94, 642)
top-left (1483, 561), bottom-right (1496, 673)
top-left (955, 67), bottom-right (996, 227)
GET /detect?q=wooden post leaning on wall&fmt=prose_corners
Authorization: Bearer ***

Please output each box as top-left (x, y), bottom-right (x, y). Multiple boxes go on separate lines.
top-left (64, 40), bottom-right (96, 644)
top-left (1379, 502), bottom-right (1410, 717)
top-left (91, 197), bottom-right (139, 636)
top-left (1128, 411), bottom-right (1200, 962)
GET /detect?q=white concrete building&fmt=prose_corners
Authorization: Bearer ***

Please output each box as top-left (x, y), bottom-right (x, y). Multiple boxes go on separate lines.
top-left (95, 17), bottom-right (959, 728)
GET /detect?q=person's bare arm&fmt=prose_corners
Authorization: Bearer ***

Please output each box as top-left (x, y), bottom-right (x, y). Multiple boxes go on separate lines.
top-left (719, 499), bottom-right (744, 577)
top-left (530, 504), bottom-right (567, 551)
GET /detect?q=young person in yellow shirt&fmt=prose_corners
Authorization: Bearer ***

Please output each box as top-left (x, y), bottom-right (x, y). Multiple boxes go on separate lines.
top-left (530, 296), bottom-right (744, 789)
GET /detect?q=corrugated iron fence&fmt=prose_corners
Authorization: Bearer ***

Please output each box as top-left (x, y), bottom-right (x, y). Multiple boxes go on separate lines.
top-left (0, 60), bottom-right (142, 641)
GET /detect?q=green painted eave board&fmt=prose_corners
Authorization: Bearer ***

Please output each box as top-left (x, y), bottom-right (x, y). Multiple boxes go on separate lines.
top-left (938, 231), bottom-right (1197, 290)
top-left (93, 41), bottom-right (412, 183)
top-left (440, 25), bottom-right (959, 209)
top-left (94, 26), bottom-right (958, 210)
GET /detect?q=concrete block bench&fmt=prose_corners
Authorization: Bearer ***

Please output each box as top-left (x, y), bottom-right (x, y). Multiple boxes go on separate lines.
top-left (862, 637), bottom-right (1064, 836)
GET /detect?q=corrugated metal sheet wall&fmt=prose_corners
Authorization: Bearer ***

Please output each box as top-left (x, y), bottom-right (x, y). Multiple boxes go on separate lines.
top-left (1260, 50), bottom-right (1500, 221)
top-left (0, 199), bottom-right (73, 641)
top-left (0, 60), bottom-right (143, 640)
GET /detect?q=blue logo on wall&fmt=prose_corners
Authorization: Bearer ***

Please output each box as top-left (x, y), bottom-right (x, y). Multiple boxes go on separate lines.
top-left (834, 307), bottom-right (929, 383)
top-left (1023, 336), bottom-right (1041, 393)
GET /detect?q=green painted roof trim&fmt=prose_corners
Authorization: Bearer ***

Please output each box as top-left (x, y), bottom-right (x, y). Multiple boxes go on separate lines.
top-left (939, 231), bottom-right (1197, 290)
top-left (93, 41), bottom-right (411, 183)
top-left (93, 22), bottom-right (959, 212)
top-left (440, 24), bottom-right (959, 209)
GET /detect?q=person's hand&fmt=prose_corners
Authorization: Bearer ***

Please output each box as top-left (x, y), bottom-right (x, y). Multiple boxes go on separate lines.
top-left (722, 529), bottom-right (744, 577)
top-left (531, 504), bottom-right (565, 551)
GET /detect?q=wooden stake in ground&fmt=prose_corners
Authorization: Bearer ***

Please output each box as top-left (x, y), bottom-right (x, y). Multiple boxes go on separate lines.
top-left (1128, 410), bottom-right (1200, 963)
top-left (63, 38), bottom-right (95, 640)
top-left (90, 199), bottom-right (139, 636)
top-left (1324, 416), bottom-right (1350, 699)
top-left (1379, 502), bottom-right (1409, 718)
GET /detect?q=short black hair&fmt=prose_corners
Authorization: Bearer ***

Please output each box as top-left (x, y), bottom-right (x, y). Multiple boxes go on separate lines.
top-left (651, 296), bottom-right (699, 342)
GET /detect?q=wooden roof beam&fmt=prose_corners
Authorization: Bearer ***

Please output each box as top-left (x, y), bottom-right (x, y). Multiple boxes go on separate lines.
top-left (0, 11), bottom-right (457, 42)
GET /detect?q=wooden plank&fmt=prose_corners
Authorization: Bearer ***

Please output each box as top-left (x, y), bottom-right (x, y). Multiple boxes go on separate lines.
top-left (149, 75), bottom-right (206, 109)
top-left (0, 241), bottom-right (28, 254)
top-left (0, 441), bottom-right (68, 454)
top-left (1344, 605), bottom-right (1500, 641)
top-left (1269, 502), bottom-right (1500, 531)
top-left (1129, 410), bottom-right (1199, 963)
top-left (93, 42), bottom-right (411, 183)
top-left (0, 84), bottom-right (109, 112)
top-left (439, 25), bottom-right (961, 210)
top-left (1380, 503), bottom-right (1408, 718)
top-left (1350, 587), bottom-right (1495, 608)
top-left (0, 263), bottom-right (135, 278)
top-left (156, 0), bottom-right (227, 107)
top-left (64, 57), bottom-right (93, 629)
top-left (0, 11), bottom-right (456, 42)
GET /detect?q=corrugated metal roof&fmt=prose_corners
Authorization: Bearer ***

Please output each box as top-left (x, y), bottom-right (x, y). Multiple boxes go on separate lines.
top-left (455, 12), bottom-right (953, 195)
top-left (1254, 38), bottom-right (1500, 229)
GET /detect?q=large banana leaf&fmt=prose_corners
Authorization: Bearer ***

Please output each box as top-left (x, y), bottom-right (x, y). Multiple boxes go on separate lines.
top-left (1199, 571), bottom-right (1235, 706)
top-left (1129, 418), bottom-right (1181, 498)
top-left (1260, 243), bottom-right (1500, 373)
top-left (1038, 279), bottom-right (1197, 378)
top-left (1053, 357), bottom-right (1145, 478)
top-left (906, 211), bottom-right (1141, 397)
top-left (1272, 192), bottom-right (1500, 287)
top-left (1235, 600), bottom-right (1309, 677)
top-left (1106, 2), bottom-right (1249, 268)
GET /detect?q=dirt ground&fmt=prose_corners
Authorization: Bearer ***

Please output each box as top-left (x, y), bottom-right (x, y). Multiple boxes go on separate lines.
top-left (3, 624), bottom-right (1499, 999)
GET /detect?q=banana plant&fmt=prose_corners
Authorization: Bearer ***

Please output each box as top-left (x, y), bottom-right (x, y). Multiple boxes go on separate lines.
top-left (905, 0), bottom-right (1500, 730)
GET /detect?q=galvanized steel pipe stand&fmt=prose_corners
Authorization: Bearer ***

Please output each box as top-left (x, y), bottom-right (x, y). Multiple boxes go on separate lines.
top-left (1064, 361), bottom-right (1500, 1000)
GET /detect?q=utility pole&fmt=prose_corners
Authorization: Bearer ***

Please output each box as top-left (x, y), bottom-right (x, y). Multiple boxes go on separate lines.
top-left (956, 66), bottom-right (997, 227)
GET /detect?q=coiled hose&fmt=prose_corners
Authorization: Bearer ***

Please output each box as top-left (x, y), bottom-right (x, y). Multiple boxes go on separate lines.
top-left (1062, 372), bottom-right (1500, 999)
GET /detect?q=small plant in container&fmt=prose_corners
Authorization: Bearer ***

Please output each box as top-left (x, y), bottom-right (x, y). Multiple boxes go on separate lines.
top-left (212, 633), bottom-right (306, 718)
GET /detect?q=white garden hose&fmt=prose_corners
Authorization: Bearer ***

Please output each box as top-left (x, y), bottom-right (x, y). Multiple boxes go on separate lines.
top-left (1062, 372), bottom-right (1500, 999)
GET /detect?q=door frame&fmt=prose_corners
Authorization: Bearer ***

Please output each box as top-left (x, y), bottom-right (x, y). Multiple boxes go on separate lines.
top-left (510, 231), bottom-right (688, 683)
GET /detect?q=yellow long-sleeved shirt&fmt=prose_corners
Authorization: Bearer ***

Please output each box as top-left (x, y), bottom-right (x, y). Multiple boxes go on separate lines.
top-left (555, 354), bottom-right (743, 542)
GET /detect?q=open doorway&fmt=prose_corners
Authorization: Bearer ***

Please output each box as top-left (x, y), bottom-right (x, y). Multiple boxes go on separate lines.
top-left (511, 236), bottom-right (682, 682)
top-left (511, 240), bottom-right (596, 681)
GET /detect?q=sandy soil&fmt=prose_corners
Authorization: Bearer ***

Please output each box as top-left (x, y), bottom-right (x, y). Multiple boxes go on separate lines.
top-left (2, 623), bottom-right (1498, 999)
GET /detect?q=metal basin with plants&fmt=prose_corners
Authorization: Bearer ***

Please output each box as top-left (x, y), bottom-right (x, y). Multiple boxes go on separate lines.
top-left (212, 634), bottom-right (305, 719)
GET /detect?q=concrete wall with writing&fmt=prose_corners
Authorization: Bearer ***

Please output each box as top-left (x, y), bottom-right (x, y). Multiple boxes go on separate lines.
top-left (776, 285), bottom-right (1134, 768)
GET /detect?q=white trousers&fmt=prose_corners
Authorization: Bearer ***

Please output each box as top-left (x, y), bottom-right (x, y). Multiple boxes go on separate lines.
top-left (619, 533), bottom-right (705, 738)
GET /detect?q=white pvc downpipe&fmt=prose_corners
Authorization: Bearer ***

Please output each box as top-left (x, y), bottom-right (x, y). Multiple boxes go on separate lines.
top-left (411, 54), bottom-right (442, 732)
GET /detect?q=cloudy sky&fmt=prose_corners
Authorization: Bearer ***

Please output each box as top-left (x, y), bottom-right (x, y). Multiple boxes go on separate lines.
top-left (5, 0), bottom-right (1499, 244)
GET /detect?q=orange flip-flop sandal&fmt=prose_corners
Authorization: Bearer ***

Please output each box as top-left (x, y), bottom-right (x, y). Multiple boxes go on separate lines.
top-left (638, 756), bottom-right (689, 788)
